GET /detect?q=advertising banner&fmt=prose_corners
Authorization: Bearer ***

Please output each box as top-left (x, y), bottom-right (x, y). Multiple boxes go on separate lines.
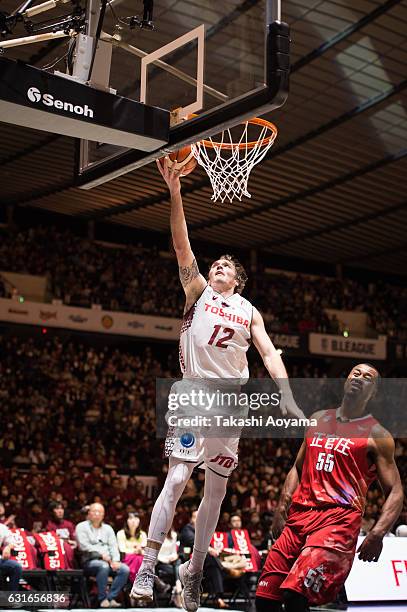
top-left (309, 333), bottom-right (387, 360)
top-left (346, 536), bottom-right (407, 601)
top-left (0, 298), bottom-right (181, 340)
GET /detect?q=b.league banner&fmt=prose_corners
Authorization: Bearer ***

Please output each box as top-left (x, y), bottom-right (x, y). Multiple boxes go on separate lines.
top-left (309, 333), bottom-right (386, 360)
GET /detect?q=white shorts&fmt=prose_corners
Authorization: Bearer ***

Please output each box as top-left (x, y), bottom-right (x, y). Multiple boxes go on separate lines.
top-left (164, 428), bottom-right (239, 478)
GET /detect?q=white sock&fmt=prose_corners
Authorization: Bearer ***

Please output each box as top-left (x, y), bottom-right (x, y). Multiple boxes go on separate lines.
top-left (139, 546), bottom-right (159, 571)
top-left (189, 547), bottom-right (207, 574)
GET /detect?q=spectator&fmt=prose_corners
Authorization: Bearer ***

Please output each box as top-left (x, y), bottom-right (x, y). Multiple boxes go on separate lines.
top-left (0, 503), bottom-right (16, 528)
top-left (226, 514), bottom-right (261, 572)
top-left (76, 503), bottom-right (130, 607)
top-left (0, 522), bottom-right (23, 591)
top-left (116, 512), bottom-right (146, 584)
top-left (45, 501), bottom-right (77, 568)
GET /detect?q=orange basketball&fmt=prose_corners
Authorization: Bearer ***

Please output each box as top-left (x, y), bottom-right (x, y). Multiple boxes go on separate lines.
top-left (158, 145), bottom-right (197, 176)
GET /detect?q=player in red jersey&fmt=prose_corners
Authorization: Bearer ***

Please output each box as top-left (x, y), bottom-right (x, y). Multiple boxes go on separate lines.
top-left (256, 363), bottom-right (403, 612)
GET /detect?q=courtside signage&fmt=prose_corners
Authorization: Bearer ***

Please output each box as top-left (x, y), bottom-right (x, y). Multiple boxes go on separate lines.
top-left (346, 536), bottom-right (407, 601)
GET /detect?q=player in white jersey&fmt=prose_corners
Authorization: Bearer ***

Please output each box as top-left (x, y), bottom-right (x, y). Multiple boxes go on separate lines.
top-left (131, 158), bottom-right (304, 610)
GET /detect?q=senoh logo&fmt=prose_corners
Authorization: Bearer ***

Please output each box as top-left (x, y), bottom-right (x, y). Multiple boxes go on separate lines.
top-left (27, 87), bottom-right (41, 102)
top-left (26, 87), bottom-right (94, 118)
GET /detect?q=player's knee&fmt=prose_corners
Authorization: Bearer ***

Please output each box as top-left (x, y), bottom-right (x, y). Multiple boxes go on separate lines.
top-left (255, 595), bottom-right (282, 612)
top-left (282, 589), bottom-right (309, 612)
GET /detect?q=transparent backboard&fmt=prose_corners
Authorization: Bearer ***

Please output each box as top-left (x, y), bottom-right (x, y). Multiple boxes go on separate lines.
top-left (76, 0), bottom-right (289, 188)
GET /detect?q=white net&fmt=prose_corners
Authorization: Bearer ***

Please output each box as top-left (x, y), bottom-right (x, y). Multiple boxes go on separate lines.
top-left (191, 119), bottom-right (277, 203)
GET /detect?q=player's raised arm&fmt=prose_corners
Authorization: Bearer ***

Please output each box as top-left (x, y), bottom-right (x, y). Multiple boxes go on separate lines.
top-left (357, 428), bottom-right (403, 562)
top-left (251, 307), bottom-right (305, 419)
top-left (157, 158), bottom-right (206, 311)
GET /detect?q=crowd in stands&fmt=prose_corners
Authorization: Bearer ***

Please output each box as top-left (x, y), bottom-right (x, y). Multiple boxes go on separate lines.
top-left (0, 334), bottom-right (406, 547)
top-left (0, 223), bottom-right (406, 603)
top-left (1, 225), bottom-right (407, 337)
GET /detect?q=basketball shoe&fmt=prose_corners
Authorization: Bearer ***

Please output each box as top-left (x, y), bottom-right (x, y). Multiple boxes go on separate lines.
top-left (179, 561), bottom-right (203, 612)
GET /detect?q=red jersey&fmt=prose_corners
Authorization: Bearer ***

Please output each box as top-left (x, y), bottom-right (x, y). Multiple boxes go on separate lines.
top-left (292, 409), bottom-right (377, 514)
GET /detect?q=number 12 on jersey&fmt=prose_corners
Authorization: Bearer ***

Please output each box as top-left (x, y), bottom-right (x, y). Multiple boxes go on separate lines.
top-left (208, 325), bottom-right (235, 348)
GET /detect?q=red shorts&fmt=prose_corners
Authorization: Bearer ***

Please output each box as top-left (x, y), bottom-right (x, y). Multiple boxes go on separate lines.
top-left (256, 504), bottom-right (360, 606)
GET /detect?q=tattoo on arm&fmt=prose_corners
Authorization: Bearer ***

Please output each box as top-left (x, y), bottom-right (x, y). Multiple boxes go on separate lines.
top-left (179, 258), bottom-right (200, 288)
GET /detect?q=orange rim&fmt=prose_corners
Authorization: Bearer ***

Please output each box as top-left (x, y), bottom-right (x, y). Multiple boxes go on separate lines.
top-left (198, 117), bottom-right (277, 151)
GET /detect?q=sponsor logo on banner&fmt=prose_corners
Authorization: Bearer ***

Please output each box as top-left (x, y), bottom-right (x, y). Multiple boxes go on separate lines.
top-left (8, 308), bottom-right (28, 316)
top-left (40, 310), bottom-right (57, 321)
top-left (128, 320), bottom-right (145, 329)
top-left (27, 86), bottom-right (94, 118)
top-left (101, 315), bottom-right (114, 329)
top-left (154, 324), bottom-right (173, 331)
top-left (9, 529), bottom-right (36, 569)
top-left (270, 333), bottom-right (300, 349)
top-left (309, 333), bottom-right (386, 360)
top-left (68, 314), bottom-right (88, 324)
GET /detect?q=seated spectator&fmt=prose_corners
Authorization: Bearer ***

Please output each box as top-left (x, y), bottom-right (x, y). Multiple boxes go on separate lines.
top-left (76, 503), bottom-right (130, 608)
top-left (157, 527), bottom-right (182, 607)
top-left (116, 512), bottom-right (146, 583)
top-left (26, 501), bottom-right (46, 533)
top-left (0, 521), bottom-right (23, 591)
top-left (45, 502), bottom-right (77, 568)
top-left (0, 503), bottom-right (15, 528)
top-left (226, 514), bottom-right (261, 572)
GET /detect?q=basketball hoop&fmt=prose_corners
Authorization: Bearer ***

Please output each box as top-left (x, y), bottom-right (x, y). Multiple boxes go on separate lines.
top-left (191, 117), bottom-right (277, 203)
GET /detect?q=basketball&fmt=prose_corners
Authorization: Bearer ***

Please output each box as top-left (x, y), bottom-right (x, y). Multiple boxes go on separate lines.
top-left (159, 146), bottom-right (197, 176)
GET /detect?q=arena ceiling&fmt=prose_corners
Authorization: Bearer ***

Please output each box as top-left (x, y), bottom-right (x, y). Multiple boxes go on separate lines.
top-left (1, 0), bottom-right (407, 276)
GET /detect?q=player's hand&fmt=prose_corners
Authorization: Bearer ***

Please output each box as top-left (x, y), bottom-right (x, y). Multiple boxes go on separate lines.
top-left (279, 392), bottom-right (305, 419)
top-left (270, 512), bottom-right (285, 542)
top-left (156, 157), bottom-right (181, 194)
top-left (208, 547), bottom-right (219, 557)
top-left (357, 532), bottom-right (383, 562)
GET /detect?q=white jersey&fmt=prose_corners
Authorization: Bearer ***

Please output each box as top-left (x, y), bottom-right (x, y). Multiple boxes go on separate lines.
top-left (179, 285), bottom-right (253, 379)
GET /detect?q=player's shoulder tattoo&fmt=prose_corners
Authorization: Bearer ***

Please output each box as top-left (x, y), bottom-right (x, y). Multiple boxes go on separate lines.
top-left (179, 257), bottom-right (200, 288)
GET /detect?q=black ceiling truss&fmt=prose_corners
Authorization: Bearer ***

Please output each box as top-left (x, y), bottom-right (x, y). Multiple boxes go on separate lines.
top-left (291, 0), bottom-right (404, 73)
top-left (5, 179), bottom-right (75, 207)
top-left (341, 241), bottom-right (407, 264)
top-left (1, 134), bottom-right (60, 168)
top-left (264, 199), bottom-right (407, 250)
top-left (189, 147), bottom-right (407, 232)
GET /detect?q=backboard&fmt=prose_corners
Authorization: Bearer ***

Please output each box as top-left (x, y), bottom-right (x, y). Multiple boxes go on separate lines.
top-left (75, 0), bottom-right (289, 189)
